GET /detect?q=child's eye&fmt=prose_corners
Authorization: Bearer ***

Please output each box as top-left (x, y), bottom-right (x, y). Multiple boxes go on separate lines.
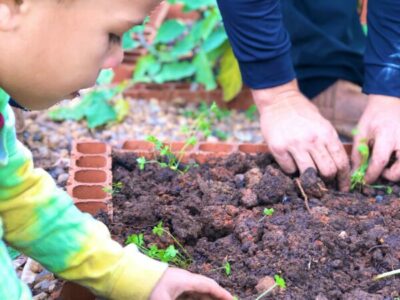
top-left (109, 33), bottom-right (121, 44)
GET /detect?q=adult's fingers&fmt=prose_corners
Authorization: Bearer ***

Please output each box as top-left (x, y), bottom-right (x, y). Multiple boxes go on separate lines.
top-left (289, 148), bottom-right (317, 174)
top-left (382, 150), bottom-right (400, 182)
top-left (183, 275), bottom-right (233, 300)
top-left (271, 146), bottom-right (297, 174)
top-left (365, 135), bottom-right (395, 184)
top-left (326, 140), bottom-right (351, 192)
top-left (309, 144), bottom-right (337, 180)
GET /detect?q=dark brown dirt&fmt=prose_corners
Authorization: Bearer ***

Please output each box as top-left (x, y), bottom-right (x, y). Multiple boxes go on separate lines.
top-left (108, 151), bottom-right (400, 300)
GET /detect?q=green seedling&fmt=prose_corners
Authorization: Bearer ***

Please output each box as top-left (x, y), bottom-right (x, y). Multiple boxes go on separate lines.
top-left (254, 275), bottom-right (286, 300)
top-left (138, 102), bottom-right (224, 172)
top-left (259, 208), bottom-right (275, 222)
top-left (102, 182), bottom-right (124, 195)
top-left (374, 268), bottom-right (400, 281)
top-left (211, 258), bottom-right (232, 277)
top-left (263, 208), bottom-right (275, 216)
top-left (137, 135), bottom-right (198, 174)
top-left (183, 102), bottom-right (230, 141)
top-left (350, 136), bottom-right (393, 194)
top-left (351, 138), bottom-right (370, 190)
top-left (126, 222), bottom-right (192, 268)
top-left (245, 104), bottom-right (258, 121)
top-left (152, 221), bottom-right (192, 265)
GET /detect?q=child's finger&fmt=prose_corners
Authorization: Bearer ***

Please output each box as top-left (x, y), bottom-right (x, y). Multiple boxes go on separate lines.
top-left (185, 275), bottom-right (233, 300)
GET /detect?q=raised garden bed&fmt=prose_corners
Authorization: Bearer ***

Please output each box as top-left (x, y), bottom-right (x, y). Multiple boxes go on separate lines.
top-left (67, 140), bottom-right (400, 299)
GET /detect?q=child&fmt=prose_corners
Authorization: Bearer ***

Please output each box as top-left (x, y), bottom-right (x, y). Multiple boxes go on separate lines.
top-left (0, 0), bottom-right (233, 299)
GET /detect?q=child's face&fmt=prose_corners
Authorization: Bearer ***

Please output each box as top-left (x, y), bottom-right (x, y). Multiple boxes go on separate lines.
top-left (0, 0), bottom-right (160, 109)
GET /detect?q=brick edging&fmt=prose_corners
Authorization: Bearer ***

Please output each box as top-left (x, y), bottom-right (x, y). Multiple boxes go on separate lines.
top-left (67, 140), bottom-right (113, 219)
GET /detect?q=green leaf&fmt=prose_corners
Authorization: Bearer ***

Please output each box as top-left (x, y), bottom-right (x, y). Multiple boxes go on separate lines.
top-left (154, 20), bottom-right (186, 44)
top-left (85, 91), bottom-right (117, 128)
top-left (224, 261), bottom-right (231, 276)
top-left (274, 275), bottom-right (286, 289)
top-left (178, 0), bottom-right (218, 11)
top-left (171, 32), bottom-right (197, 58)
top-left (202, 26), bottom-right (228, 53)
top-left (122, 29), bottom-right (140, 50)
top-left (193, 51), bottom-right (217, 91)
top-left (126, 233), bottom-right (144, 247)
top-left (97, 69), bottom-right (115, 85)
top-left (164, 245), bottom-right (179, 261)
top-left (152, 221), bottom-right (164, 237)
top-left (154, 62), bottom-right (196, 83)
top-left (114, 98), bottom-right (130, 123)
top-left (136, 157), bottom-right (147, 170)
top-left (263, 208), bottom-right (275, 216)
top-left (218, 46), bottom-right (242, 102)
top-left (133, 55), bottom-right (162, 83)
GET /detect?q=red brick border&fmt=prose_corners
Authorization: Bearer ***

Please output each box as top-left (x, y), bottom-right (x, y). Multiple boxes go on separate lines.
top-left (67, 140), bottom-right (113, 219)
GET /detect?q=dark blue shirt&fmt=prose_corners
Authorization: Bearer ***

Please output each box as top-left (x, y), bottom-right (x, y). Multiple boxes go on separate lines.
top-left (216, 0), bottom-right (400, 98)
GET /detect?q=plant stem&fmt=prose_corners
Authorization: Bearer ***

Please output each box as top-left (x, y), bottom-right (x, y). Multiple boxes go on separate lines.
top-left (254, 283), bottom-right (277, 300)
top-left (374, 269), bottom-right (400, 280)
top-left (163, 229), bottom-right (192, 261)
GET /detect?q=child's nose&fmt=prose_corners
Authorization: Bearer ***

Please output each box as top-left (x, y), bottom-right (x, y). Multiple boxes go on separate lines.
top-left (102, 46), bottom-right (124, 69)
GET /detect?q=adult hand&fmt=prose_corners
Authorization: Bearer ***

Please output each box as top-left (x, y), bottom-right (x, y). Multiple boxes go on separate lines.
top-left (252, 80), bottom-right (351, 191)
top-left (352, 94), bottom-right (400, 183)
top-left (149, 268), bottom-right (233, 300)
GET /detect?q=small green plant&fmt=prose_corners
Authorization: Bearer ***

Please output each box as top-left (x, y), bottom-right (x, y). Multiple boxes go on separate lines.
top-left (49, 70), bottom-right (131, 128)
top-left (211, 258), bottom-right (232, 277)
top-left (102, 182), bottom-right (124, 196)
top-left (350, 135), bottom-right (393, 194)
top-left (183, 101), bottom-right (231, 141)
top-left (259, 207), bottom-right (275, 222)
top-left (133, 0), bottom-right (243, 102)
top-left (254, 275), bottom-right (286, 300)
top-left (125, 221), bottom-right (192, 268)
top-left (138, 102), bottom-right (223, 172)
top-left (351, 138), bottom-right (370, 190)
top-left (136, 135), bottom-right (197, 173)
top-left (245, 104), bottom-right (258, 121)
top-left (263, 208), bottom-right (275, 216)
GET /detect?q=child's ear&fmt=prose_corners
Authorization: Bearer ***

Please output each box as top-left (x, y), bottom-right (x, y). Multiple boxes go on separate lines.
top-left (0, 0), bottom-right (24, 31)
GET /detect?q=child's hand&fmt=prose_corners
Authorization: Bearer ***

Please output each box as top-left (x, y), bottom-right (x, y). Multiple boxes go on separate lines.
top-left (149, 268), bottom-right (233, 300)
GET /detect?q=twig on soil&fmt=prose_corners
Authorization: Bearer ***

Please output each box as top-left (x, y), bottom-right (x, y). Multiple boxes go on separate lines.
top-left (367, 244), bottom-right (389, 253)
top-left (374, 268), bottom-right (400, 281)
top-left (295, 179), bottom-right (312, 214)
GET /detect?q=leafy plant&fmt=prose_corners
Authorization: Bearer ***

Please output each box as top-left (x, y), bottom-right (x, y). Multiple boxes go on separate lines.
top-left (254, 275), bottom-right (286, 300)
top-left (350, 138), bottom-right (370, 190)
top-left (259, 207), bottom-right (275, 222)
top-left (102, 182), bottom-right (124, 196)
top-left (138, 102), bottom-right (222, 172)
top-left (183, 101), bottom-right (230, 141)
top-left (125, 221), bottom-right (192, 268)
top-left (211, 258), bottom-right (231, 277)
top-left (263, 208), bottom-right (275, 217)
top-left (132, 0), bottom-right (243, 101)
top-left (350, 136), bottom-right (393, 194)
top-left (49, 70), bottom-right (131, 128)
top-left (245, 104), bottom-right (258, 121)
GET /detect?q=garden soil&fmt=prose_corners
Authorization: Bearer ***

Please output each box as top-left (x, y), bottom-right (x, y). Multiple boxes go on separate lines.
top-left (104, 151), bottom-right (400, 299)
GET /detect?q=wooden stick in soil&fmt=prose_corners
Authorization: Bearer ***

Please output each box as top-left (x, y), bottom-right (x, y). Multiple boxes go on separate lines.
top-left (295, 179), bottom-right (312, 214)
top-left (254, 283), bottom-right (277, 300)
top-left (374, 268), bottom-right (400, 281)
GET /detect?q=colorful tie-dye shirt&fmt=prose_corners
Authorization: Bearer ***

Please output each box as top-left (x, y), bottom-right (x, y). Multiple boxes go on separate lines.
top-left (0, 89), bottom-right (167, 299)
